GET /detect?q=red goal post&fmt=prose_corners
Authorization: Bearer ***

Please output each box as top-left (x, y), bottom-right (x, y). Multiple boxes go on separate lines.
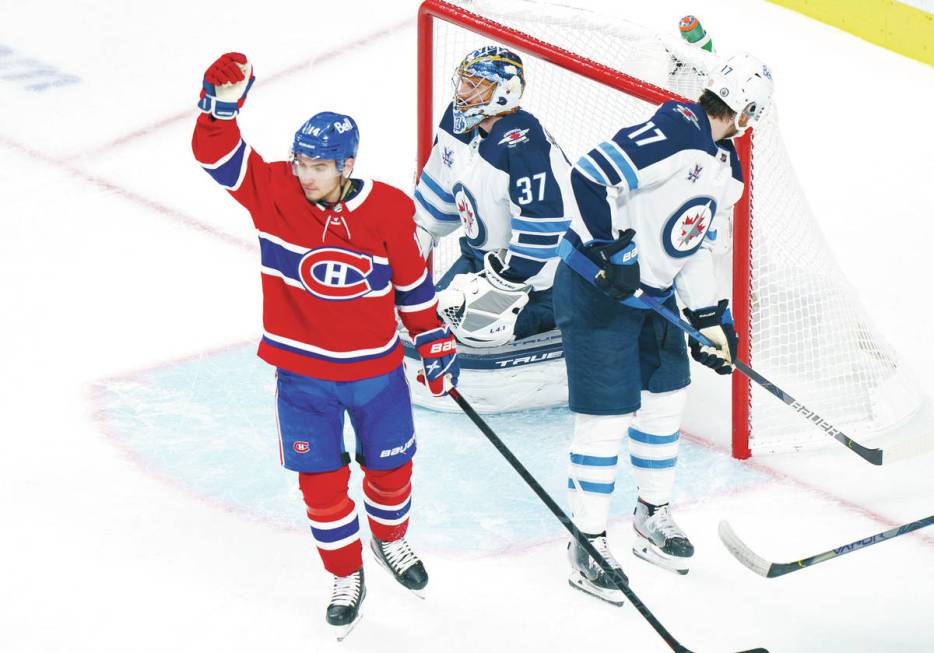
top-left (416, 0), bottom-right (756, 459)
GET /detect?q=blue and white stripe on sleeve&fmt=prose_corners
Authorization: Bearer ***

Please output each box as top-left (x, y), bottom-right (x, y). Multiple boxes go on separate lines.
top-left (414, 170), bottom-right (459, 224)
top-left (573, 139), bottom-right (639, 193)
top-left (508, 215), bottom-right (571, 261)
top-left (394, 269), bottom-right (437, 313)
top-left (200, 139), bottom-right (251, 190)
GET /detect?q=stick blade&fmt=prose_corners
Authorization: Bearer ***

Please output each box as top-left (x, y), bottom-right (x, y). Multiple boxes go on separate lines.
top-left (718, 521), bottom-right (773, 578)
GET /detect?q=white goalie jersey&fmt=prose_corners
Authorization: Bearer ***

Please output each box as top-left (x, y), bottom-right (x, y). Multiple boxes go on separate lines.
top-left (414, 103), bottom-right (577, 291)
top-left (568, 101), bottom-right (744, 309)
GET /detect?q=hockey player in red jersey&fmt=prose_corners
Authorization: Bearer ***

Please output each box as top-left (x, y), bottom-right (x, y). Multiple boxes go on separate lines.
top-left (192, 52), bottom-right (459, 639)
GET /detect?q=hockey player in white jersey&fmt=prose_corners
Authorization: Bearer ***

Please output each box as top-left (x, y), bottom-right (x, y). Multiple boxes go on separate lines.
top-left (555, 54), bottom-right (774, 600)
top-left (414, 46), bottom-right (576, 347)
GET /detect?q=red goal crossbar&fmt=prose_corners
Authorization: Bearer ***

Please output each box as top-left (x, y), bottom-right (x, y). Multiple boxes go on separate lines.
top-left (416, 0), bottom-right (754, 459)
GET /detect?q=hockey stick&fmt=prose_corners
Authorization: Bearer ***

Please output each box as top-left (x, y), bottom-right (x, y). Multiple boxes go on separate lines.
top-left (633, 292), bottom-right (885, 465)
top-left (448, 388), bottom-right (769, 653)
top-left (718, 515), bottom-right (934, 578)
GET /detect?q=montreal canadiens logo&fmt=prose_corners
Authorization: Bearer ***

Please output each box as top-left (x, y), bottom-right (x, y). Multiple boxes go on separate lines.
top-left (298, 247), bottom-right (374, 300)
top-left (452, 182), bottom-right (487, 248)
top-left (293, 441), bottom-right (310, 454)
top-left (662, 197), bottom-right (717, 258)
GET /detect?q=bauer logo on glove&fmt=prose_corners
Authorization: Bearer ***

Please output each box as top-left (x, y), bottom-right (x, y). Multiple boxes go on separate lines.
top-left (198, 52), bottom-right (255, 120)
top-left (682, 299), bottom-right (738, 375)
top-left (414, 326), bottom-right (460, 397)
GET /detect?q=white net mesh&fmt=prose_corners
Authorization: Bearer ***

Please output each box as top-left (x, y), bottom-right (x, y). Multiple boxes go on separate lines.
top-left (424, 0), bottom-right (931, 454)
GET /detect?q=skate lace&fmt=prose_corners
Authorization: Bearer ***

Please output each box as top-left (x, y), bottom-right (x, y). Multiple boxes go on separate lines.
top-left (590, 535), bottom-right (621, 569)
top-left (330, 571), bottom-right (362, 607)
top-left (380, 538), bottom-right (420, 574)
top-left (648, 505), bottom-right (685, 540)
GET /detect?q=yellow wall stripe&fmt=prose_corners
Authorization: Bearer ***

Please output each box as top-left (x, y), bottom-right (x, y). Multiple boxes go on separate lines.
top-left (767, 0), bottom-right (934, 67)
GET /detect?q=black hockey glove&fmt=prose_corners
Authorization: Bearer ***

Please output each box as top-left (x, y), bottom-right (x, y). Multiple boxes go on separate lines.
top-left (590, 228), bottom-right (640, 300)
top-left (683, 300), bottom-right (739, 375)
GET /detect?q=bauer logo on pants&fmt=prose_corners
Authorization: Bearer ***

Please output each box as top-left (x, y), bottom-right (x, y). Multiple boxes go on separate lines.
top-left (662, 196), bottom-right (717, 258)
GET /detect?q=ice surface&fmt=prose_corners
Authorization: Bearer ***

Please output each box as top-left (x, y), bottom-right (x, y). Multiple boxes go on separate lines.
top-left (2, 1), bottom-right (933, 652)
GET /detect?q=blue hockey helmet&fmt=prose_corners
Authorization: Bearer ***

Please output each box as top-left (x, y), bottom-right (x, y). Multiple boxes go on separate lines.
top-left (291, 112), bottom-right (359, 172)
top-left (452, 45), bottom-right (525, 134)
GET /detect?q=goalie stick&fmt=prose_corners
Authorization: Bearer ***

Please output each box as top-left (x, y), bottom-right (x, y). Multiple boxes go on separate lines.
top-left (633, 292), bottom-right (886, 465)
top-left (718, 515), bottom-right (934, 578)
top-left (449, 387), bottom-right (769, 653)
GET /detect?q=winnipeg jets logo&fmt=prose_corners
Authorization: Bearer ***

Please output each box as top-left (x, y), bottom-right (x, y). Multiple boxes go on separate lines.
top-left (674, 104), bottom-right (700, 129)
top-left (451, 182), bottom-right (487, 247)
top-left (498, 128), bottom-right (530, 147)
top-left (662, 197), bottom-right (717, 259)
top-left (442, 146), bottom-right (455, 168)
top-left (687, 164), bottom-right (702, 183)
top-left (679, 212), bottom-right (707, 247)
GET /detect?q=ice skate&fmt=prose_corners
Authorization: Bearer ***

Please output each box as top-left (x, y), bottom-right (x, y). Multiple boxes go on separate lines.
top-left (567, 532), bottom-right (628, 606)
top-left (370, 537), bottom-right (428, 598)
top-left (327, 568), bottom-right (365, 641)
top-left (632, 499), bottom-right (694, 575)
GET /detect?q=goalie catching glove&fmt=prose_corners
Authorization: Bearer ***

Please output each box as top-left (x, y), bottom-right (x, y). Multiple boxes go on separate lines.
top-left (682, 300), bottom-right (738, 375)
top-left (414, 326), bottom-right (460, 397)
top-left (435, 252), bottom-right (530, 348)
top-left (198, 52), bottom-right (255, 120)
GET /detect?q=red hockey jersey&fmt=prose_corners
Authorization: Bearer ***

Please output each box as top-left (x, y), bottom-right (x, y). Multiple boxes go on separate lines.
top-left (192, 113), bottom-right (441, 381)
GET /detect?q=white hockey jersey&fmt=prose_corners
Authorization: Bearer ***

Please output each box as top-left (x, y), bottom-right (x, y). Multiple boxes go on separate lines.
top-left (414, 103), bottom-right (576, 291)
top-left (567, 101), bottom-right (744, 310)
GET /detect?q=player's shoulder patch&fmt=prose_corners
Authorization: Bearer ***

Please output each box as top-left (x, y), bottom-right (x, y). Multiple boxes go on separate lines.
top-left (492, 109), bottom-right (546, 148)
top-left (654, 101), bottom-right (709, 147)
top-left (479, 109), bottom-right (549, 171)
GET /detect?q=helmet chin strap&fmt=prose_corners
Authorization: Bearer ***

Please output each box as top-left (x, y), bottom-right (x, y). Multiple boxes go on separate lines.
top-left (315, 171), bottom-right (355, 211)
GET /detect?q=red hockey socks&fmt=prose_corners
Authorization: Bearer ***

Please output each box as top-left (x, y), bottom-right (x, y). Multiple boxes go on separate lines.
top-left (298, 466), bottom-right (361, 577)
top-left (361, 460), bottom-right (413, 542)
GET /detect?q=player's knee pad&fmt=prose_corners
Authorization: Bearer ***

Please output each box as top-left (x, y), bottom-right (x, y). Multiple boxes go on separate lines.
top-left (571, 412), bottom-right (633, 455)
top-left (632, 388), bottom-right (687, 436)
top-left (362, 460), bottom-right (412, 503)
top-left (298, 465), bottom-right (354, 521)
top-left (361, 460), bottom-right (413, 541)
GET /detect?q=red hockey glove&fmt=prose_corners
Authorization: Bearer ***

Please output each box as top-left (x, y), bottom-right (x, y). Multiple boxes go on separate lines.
top-left (198, 52), bottom-right (255, 120)
top-left (414, 326), bottom-right (460, 397)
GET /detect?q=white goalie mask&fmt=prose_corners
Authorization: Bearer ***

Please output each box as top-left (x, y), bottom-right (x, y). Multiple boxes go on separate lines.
top-left (436, 254), bottom-right (530, 348)
top-left (704, 53), bottom-right (774, 134)
top-left (451, 45), bottom-right (526, 134)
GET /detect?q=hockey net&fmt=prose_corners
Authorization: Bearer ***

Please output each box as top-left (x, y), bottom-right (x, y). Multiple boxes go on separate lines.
top-left (417, 0), bottom-right (933, 458)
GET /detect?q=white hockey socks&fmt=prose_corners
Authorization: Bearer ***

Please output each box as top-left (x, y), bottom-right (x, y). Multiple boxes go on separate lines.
top-left (628, 389), bottom-right (687, 506)
top-left (568, 412), bottom-right (632, 534)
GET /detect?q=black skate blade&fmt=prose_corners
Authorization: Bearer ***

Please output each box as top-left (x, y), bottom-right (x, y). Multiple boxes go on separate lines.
top-left (567, 575), bottom-right (624, 607)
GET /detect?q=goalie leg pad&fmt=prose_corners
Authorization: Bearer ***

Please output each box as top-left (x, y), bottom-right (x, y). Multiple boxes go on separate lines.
top-left (568, 412), bottom-right (632, 535)
top-left (628, 389), bottom-right (687, 506)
